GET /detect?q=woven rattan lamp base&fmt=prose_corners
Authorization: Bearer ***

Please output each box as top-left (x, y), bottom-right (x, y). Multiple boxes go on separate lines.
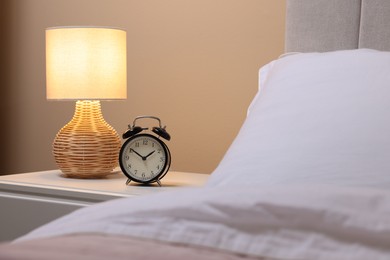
top-left (53, 100), bottom-right (121, 178)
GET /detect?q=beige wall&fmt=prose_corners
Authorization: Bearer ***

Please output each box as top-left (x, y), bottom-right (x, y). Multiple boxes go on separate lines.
top-left (0, 0), bottom-right (285, 175)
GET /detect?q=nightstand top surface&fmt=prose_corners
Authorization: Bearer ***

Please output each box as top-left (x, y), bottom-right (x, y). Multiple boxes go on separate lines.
top-left (0, 169), bottom-right (209, 202)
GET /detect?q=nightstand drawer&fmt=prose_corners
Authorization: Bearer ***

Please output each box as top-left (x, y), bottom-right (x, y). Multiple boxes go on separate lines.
top-left (0, 170), bottom-right (208, 242)
top-left (0, 192), bottom-right (86, 241)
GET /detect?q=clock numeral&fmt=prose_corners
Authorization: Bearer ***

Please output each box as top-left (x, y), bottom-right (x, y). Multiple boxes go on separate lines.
top-left (160, 157), bottom-right (164, 162)
top-left (142, 173), bottom-right (146, 178)
top-left (127, 164), bottom-right (131, 169)
top-left (125, 155), bottom-right (129, 160)
top-left (135, 142), bottom-right (140, 148)
top-left (134, 170), bottom-right (138, 174)
top-left (143, 140), bottom-right (148, 145)
top-left (157, 149), bottom-right (161, 154)
top-left (157, 165), bottom-right (160, 170)
top-left (152, 143), bottom-right (155, 148)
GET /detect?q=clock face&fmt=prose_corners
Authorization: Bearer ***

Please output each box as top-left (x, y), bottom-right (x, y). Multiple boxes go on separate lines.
top-left (119, 134), bottom-right (170, 183)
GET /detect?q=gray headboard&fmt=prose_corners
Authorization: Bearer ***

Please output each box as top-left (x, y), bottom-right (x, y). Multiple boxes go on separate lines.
top-left (285, 0), bottom-right (390, 52)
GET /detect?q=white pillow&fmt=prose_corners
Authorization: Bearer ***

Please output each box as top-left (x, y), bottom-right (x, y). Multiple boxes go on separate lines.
top-left (208, 49), bottom-right (390, 188)
top-left (247, 52), bottom-right (300, 116)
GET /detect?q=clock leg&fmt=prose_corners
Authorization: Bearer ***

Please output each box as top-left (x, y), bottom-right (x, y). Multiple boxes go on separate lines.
top-left (126, 179), bottom-right (131, 185)
top-left (156, 180), bottom-right (162, 187)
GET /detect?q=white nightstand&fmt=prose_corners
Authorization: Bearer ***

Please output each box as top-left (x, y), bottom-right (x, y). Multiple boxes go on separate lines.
top-left (0, 169), bottom-right (208, 242)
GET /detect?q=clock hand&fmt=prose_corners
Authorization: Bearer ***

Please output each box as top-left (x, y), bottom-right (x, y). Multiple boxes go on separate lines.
top-left (144, 150), bottom-right (156, 159)
top-left (130, 148), bottom-right (153, 161)
top-left (130, 149), bottom-right (144, 159)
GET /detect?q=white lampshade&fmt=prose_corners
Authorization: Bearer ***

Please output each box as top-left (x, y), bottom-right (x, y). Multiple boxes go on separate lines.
top-left (46, 26), bottom-right (127, 100)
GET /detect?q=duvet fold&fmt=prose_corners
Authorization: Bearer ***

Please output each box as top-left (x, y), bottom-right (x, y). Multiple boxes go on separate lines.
top-left (17, 185), bottom-right (390, 260)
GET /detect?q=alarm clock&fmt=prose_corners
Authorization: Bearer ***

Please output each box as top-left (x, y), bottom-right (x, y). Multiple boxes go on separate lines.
top-left (119, 116), bottom-right (171, 186)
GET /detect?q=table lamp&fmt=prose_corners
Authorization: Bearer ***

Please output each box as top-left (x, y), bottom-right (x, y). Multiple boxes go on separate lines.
top-left (46, 26), bottom-right (127, 178)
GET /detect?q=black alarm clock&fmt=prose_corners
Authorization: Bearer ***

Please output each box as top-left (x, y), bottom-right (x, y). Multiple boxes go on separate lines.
top-left (119, 116), bottom-right (171, 186)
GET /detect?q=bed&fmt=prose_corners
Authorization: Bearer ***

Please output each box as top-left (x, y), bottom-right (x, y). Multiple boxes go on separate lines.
top-left (2, 0), bottom-right (390, 259)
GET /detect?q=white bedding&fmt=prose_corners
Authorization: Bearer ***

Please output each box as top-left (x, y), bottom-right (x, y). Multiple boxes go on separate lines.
top-left (209, 49), bottom-right (390, 189)
top-left (18, 184), bottom-right (390, 260)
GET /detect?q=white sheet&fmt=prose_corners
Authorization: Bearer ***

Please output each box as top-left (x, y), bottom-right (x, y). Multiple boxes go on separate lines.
top-left (17, 184), bottom-right (390, 260)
